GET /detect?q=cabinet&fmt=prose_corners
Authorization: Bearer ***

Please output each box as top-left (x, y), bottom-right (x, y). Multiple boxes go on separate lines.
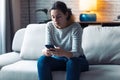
top-left (79, 21), bottom-right (120, 28)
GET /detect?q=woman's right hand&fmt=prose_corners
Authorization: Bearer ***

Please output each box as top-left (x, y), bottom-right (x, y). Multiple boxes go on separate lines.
top-left (42, 48), bottom-right (52, 56)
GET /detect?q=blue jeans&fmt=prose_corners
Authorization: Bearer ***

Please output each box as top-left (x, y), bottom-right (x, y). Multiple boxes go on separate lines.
top-left (37, 55), bottom-right (89, 80)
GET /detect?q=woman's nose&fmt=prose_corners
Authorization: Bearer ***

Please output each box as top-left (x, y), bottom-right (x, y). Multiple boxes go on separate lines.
top-left (54, 18), bottom-right (58, 22)
top-left (54, 18), bottom-right (57, 21)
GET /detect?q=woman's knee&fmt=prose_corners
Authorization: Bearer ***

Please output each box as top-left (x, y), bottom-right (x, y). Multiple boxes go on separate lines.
top-left (67, 57), bottom-right (89, 72)
top-left (37, 55), bottom-right (49, 67)
top-left (67, 57), bottom-right (79, 67)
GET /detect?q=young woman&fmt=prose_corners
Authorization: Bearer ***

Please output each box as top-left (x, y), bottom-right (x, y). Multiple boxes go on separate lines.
top-left (37, 1), bottom-right (89, 80)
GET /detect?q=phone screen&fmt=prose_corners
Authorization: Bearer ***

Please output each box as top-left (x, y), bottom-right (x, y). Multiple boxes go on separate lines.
top-left (45, 45), bottom-right (55, 49)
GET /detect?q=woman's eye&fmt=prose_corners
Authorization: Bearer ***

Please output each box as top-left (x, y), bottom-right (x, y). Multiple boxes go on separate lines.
top-left (57, 16), bottom-right (62, 19)
top-left (51, 16), bottom-right (55, 20)
top-left (51, 15), bottom-right (62, 19)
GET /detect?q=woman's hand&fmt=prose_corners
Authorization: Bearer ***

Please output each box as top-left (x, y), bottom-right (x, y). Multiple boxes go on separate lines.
top-left (42, 47), bottom-right (73, 58)
top-left (42, 48), bottom-right (52, 56)
top-left (50, 47), bottom-right (73, 58)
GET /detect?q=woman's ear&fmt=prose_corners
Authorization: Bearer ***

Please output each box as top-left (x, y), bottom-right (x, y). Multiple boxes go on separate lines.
top-left (65, 12), bottom-right (69, 19)
top-left (65, 12), bottom-right (68, 16)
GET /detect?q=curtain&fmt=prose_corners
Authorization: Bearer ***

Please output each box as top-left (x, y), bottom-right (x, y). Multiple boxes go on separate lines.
top-left (5, 0), bottom-right (14, 53)
top-left (0, 0), bottom-right (14, 54)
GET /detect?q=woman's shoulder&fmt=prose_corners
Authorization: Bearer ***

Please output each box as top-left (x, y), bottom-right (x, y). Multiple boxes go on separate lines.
top-left (46, 21), bottom-right (53, 26)
top-left (70, 22), bottom-right (82, 29)
top-left (46, 21), bottom-right (54, 28)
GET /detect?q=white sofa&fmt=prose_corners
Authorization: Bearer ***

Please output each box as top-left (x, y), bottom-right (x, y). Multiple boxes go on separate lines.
top-left (0, 24), bottom-right (120, 80)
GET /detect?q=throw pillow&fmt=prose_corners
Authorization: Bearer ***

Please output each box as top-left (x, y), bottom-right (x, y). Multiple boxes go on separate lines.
top-left (20, 24), bottom-right (46, 60)
top-left (82, 26), bottom-right (120, 64)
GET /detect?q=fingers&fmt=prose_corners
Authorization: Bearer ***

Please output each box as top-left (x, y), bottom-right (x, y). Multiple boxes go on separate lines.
top-left (45, 48), bottom-right (63, 56)
top-left (55, 47), bottom-right (60, 49)
top-left (43, 49), bottom-right (52, 56)
top-left (49, 48), bottom-right (56, 51)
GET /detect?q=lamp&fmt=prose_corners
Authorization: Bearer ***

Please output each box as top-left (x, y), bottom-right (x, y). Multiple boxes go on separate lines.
top-left (79, 0), bottom-right (97, 22)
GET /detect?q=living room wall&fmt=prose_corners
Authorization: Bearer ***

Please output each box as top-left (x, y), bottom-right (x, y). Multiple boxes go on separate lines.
top-left (20, 0), bottom-right (120, 28)
top-left (12, 0), bottom-right (21, 32)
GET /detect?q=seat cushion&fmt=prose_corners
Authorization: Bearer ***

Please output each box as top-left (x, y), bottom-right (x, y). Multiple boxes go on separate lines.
top-left (20, 24), bottom-right (46, 60)
top-left (0, 60), bottom-right (38, 80)
top-left (81, 65), bottom-right (120, 80)
top-left (82, 26), bottom-right (120, 64)
top-left (1, 60), bottom-right (120, 80)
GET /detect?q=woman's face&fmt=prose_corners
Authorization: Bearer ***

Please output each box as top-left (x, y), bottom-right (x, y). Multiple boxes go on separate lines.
top-left (50, 9), bottom-right (68, 29)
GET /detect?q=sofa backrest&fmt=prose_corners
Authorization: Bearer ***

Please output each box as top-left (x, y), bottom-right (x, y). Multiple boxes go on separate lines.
top-left (82, 26), bottom-right (120, 65)
top-left (12, 28), bottom-right (25, 52)
top-left (19, 24), bottom-right (46, 60)
top-left (12, 24), bottom-right (120, 64)
top-left (12, 24), bottom-right (46, 60)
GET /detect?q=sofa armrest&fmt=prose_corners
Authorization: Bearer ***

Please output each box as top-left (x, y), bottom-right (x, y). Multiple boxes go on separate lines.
top-left (0, 52), bottom-right (21, 68)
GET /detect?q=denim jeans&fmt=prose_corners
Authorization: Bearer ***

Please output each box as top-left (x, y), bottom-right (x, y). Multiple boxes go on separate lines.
top-left (37, 55), bottom-right (89, 80)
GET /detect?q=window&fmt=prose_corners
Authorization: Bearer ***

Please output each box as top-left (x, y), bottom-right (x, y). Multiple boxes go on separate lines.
top-left (0, 0), bottom-right (6, 54)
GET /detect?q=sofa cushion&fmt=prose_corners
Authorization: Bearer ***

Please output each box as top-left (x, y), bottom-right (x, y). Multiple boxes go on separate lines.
top-left (0, 60), bottom-right (38, 80)
top-left (0, 52), bottom-right (21, 68)
top-left (82, 26), bottom-right (120, 64)
top-left (20, 24), bottom-right (46, 60)
top-left (12, 28), bottom-right (25, 52)
top-left (1, 61), bottom-right (120, 80)
top-left (80, 65), bottom-right (120, 80)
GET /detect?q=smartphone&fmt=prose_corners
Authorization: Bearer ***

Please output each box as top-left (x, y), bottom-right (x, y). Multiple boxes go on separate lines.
top-left (45, 45), bottom-right (55, 49)
top-left (45, 45), bottom-right (55, 51)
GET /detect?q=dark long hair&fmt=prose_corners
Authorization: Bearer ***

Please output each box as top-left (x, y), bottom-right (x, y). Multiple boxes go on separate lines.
top-left (49, 1), bottom-right (73, 21)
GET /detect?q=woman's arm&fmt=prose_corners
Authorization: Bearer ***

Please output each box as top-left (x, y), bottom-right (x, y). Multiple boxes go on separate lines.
top-left (71, 24), bottom-right (84, 57)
